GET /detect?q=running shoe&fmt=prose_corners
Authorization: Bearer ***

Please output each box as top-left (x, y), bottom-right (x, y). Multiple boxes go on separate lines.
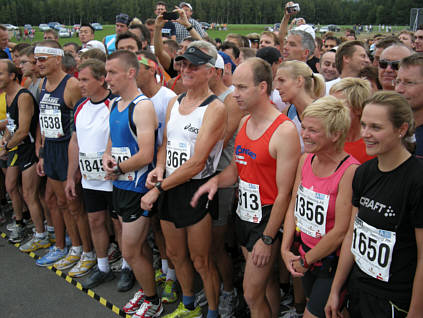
top-left (19, 234), bottom-right (51, 252)
top-left (219, 288), bottom-right (239, 318)
top-left (53, 246), bottom-right (81, 270)
top-left (8, 225), bottom-right (25, 243)
top-left (0, 210), bottom-right (6, 225)
top-left (107, 242), bottom-right (121, 263)
top-left (83, 266), bottom-right (115, 289)
top-left (194, 289), bottom-right (208, 307)
top-left (7, 220), bottom-right (19, 231)
top-left (133, 299), bottom-right (163, 318)
top-left (123, 288), bottom-right (145, 314)
top-left (36, 246), bottom-right (68, 267)
top-left (163, 302), bottom-right (202, 318)
top-left (279, 307), bottom-right (303, 318)
top-left (68, 252), bottom-right (96, 277)
top-left (155, 268), bottom-right (166, 285)
top-left (117, 267), bottom-right (134, 292)
top-left (161, 279), bottom-right (178, 304)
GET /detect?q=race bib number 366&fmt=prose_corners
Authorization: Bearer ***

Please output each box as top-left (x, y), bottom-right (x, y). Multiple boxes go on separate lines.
top-left (236, 179), bottom-right (262, 223)
top-left (166, 139), bottom-right (190, 177)
top-left (294, 184), bottom-right (329, 238)
top-left (111, 147), bottom-right (135, 181)
top-left (351, 216), bottom-right (396, 282)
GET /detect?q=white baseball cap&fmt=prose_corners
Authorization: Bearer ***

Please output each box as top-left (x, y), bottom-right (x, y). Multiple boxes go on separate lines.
top-left (214, 54), bottom-right (224, 69)
top-left (80, 40), bottom-right (106, 53)
top-left (293, 24), bottom-right (316, 39)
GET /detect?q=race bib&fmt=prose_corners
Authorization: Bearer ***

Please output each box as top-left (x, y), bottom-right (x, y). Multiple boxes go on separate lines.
top-left (166, 139), bottom-right (190, 176)
top-left (111, 147), bottom-right (135, 181)
top-left (351, 216), bottom-right (396, 282)
top-left (39, 109), bottom-right (63, 138)
top-left (79, 152), bottom-right (106, 181)
top-left (236, 179), bottom-right (262, 223)
top-left (294, 184), bottom-right (329, 238)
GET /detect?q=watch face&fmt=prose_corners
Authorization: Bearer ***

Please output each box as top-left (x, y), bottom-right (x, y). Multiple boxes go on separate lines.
top-left (262, 235), bottom-right (273, 245)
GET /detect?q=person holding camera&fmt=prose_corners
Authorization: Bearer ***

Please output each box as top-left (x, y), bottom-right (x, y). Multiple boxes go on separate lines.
top-left (174, 2), bottom-right (206, 43)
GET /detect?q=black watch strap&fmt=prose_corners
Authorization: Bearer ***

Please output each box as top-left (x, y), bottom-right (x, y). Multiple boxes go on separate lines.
top-left (261, 234), bottom-right (274, 245)
top-left (155, 182), bottom-right (164, 193)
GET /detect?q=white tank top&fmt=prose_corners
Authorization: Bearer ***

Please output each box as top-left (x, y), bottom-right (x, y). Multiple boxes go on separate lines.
top-left (74, 95), bottom-right (113, 192)
top-left (166, 93), bottom-right (223, 179)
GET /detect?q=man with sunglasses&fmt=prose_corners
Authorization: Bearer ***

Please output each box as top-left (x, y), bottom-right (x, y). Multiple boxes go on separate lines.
top-left (396, 53), bottom-right (423, 158)
top-left (103, 13), bottom-right (131, 55)
top-left (378, 44), bottom-right (412, 91)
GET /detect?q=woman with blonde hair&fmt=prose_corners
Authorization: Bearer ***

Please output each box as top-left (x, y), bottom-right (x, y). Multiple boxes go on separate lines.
top-left (281, 96), bottom-right (359, 318)
top-left (330, 77), bottom-right (374, 163)
top-left (274, 60), bottom-right (325, 152)
top-left (325, 91), bottom-right (423, 318)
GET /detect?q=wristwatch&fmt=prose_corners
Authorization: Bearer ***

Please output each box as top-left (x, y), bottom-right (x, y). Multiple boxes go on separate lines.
top-left (155, 181), bottom-right (164, 193)
top-left (300, 255), bottom-right (310, 268)
top-left (261, 234), bottom-right (274, 245)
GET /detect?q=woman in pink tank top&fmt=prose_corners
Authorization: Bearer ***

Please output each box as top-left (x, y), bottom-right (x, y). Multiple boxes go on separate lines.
top-left (281, 96), bottom-right (359, 318)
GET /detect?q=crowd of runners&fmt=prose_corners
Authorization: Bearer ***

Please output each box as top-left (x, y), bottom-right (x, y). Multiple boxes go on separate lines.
top-left (0, 1), bottom-right (422, 318)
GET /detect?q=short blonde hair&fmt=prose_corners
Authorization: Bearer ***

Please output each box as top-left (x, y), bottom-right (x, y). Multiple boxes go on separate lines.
top-left (302, 96), bottom-right (351, 151)
top-left (330, 77), bottom-right (372, 114)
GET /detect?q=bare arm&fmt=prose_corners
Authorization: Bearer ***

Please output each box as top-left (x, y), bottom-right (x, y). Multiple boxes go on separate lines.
top-left (7, 93), bottom-right (34, 148)
top-left (154, 15), bottom-right (172, 71)
top-left (174, 8), bottom-right (202, 41)
top-left (278, 1), bottom-right (297, 54)
top-left (64, 77), bottom-right (82, 110)
top-left (67, 132), bottom-right (80, 181)
top-left (119, 100), bottom-right (158, 173)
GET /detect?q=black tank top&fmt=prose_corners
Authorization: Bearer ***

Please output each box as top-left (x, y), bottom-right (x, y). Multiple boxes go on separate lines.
top-left (7, 88), bottom-right (39, 145)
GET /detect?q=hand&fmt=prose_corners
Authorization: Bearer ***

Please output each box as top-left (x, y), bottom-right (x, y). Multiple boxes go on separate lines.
top-left (292, 259), bottom-right (309, 274)
top-left (155, 15), bottom-right (166, 29)
top-left (65, 178), bottom-right (77, 201)
top-left (190, 176), bottom-right (218, 207)
top-left (251, 238), bottom-right (272, 267)
top-left (102, 152), bottom-right (118, 180)
top-left (36, 158), bottom-right (45, 177)
top-left (145, 166), bottom-right (164, 189)
top-left (325, 291), bottom-right (343, 318)
top-left (140, 188), bottom-right (160, 211)
top-left (281, 249), bottom-right (304, 277)
top-left (284, 1), bottom-right (298, 17)
top-left (174, 7), bottom-right (190, 27)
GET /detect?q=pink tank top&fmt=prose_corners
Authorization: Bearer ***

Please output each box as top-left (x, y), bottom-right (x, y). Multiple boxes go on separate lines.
top-left (298, 153), bottom-right (359, 249)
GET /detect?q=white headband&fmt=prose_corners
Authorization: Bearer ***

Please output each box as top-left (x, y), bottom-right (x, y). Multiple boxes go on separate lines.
top-left (34, 47), bottom-right (64, 56)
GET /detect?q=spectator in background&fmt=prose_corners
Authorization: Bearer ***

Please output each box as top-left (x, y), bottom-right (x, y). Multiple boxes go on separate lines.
top-left (398, 30), bottom-right (415, 50)
top-left (103, 13), bottom-right (130, 54)
top-left (317, 50), bottom-right (339, 82)
top-left (260, 31), bottom-right (279, 49)
top-left (372, 36), bottom-right (401, 67)
top-left (322, 35), bottom-right (340, 52)
top-left (239, 47), bottom-right (256, 64)
top-left (225, 33), bottom-right (244, 48)
top-left (0, 25), bottom-right (13, 59)
top-left (79, 23), bottom-right (95, 48)
top-left (247, 33), bottom-right (260, 49)
top-left (221, 41), bottom-right (240, 65)
top-left (116, 32), bottom-right (143, 53)
top-left (345, 28), bottom-right (356, 41)
top-left (154, 1), bottom-right (177, 41)
top-left (327, 40), bottom-right (370, 93)
top-left (44, 29), bottom-right (58, 41)
top-left (414, 27), bottom-right (423, 52)
top-left (174, 2), bottom-right (206, 43)
top-left (377, 44), bottom-right (412, 91)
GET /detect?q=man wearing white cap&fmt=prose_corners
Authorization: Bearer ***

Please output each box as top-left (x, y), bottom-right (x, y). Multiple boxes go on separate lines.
top-left (80, 40), bottom-right (106, 54)
top-left (175, 2), bottom-right (206, 43)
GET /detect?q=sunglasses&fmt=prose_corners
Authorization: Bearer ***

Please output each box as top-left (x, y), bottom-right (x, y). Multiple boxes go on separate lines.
top-left (379, 60), bottom-right (400, 71)
top-left (35, 56), bottom-right (52, 62)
